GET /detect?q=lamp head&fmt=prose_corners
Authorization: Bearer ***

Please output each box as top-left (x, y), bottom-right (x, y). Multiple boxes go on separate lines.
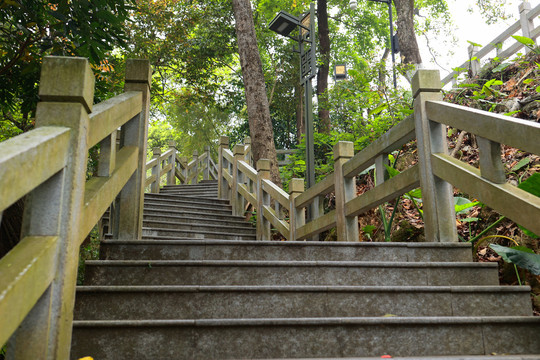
top-left (349, 0), bottom-right (357, 10)
top-left (269, 11), bottom-right (300, 37)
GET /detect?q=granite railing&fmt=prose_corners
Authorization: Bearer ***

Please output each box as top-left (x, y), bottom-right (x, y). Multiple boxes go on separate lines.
top-left (0, 56), bottom-right (151, 358)
top-left (145, 143), bottom-right (219, 192)
top-left (443, 0), bottom-right (540, 86)
top-left (218, 69), bottom-right (540, 242)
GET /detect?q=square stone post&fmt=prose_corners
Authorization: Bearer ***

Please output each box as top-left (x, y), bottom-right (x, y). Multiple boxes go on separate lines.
top-left (244, 136), bottom-right (252, 165)
top-left (151, 147), bottom-right (161, 193)
top-left (468, 45), bottom-right (480, 77)
top-left (8, 56), bottom-right (94, 359)
top-left (520, 2), bottom-right (535, 52)
top-left (116, 59), bottom-right (152, 240)
top-left (256, 159), bottom-right (271, 240)
top-left (334, 141), bottom-right (358, 242)
top-left (180, 156), bottom-right (188, 185)
top-left (289, 178), bottom-right (305, 241)
top-left (412, 70), bottom-right (458, 242)
top-left (167, 141), bottom-right (176, 185)
top-left (232, 144), bottom-right (245, 216)
top-left (218, 136), bottom-right (230, 199)
top-left (191, 150), bottom-right (199, 185)
top-left (204, 146), bottom-right (211, 181)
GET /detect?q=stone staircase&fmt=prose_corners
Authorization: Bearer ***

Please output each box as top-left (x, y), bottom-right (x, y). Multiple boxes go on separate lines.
top-left (71, 181), bottom-right (540, 359)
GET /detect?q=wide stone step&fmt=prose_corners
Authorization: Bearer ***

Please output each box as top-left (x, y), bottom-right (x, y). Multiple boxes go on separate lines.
top-left (143, 203), bottom-right (233, 216)
top-left (142, 214), bottom-right (253, 228)
top-left (83, 260), bottom-right (499, 286)
top-left (144, 193), bottom-right (228, 205)
top-left (142, 220), bottom-right (255, 235)
top-left (142, 209), bottom-right (246, 223)
top-left (70, 316), bottom-right (540, 360)
top-left (99, 240), bottom-right (473, 262)
top-left (143, 197), bottom-right (230, 209)
top-left (142, 227), bottom-right (256, 240)
top-left (74, 285), bottom-right (532, 320)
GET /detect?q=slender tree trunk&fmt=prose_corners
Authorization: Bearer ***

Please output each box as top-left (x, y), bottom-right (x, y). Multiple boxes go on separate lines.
top-left (317, 0), bottom-right (331, 133)
top-left (393, 0), bottom-right (422, 65)
top-left (378, 47), bottom-right (390, 92)
top-left (231, 0), bottom-right (281, 185)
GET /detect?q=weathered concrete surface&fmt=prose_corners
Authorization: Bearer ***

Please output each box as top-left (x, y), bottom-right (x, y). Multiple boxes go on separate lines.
top-left (71, 317), bottom-right (540, 359)
top-left (74, 285), bottom-right (532, 320)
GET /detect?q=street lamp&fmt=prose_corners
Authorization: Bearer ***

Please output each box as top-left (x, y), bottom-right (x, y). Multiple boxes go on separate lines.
top-left (269, 3), bottom-right (316, 192)
top-left (350, 0), bottom-right (397, 88)
top-left (334, 64), bottom-right (347, 81)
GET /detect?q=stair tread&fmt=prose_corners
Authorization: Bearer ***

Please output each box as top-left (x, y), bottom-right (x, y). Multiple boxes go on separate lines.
top-left (72, 316), bottom-right (540, 327)
top-left (76, 285), bottom-right (530, 293)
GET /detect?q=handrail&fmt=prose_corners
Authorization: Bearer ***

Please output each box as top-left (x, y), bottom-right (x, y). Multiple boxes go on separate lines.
top-left (87, 91), bottom-right (142, 147)
top-left (0, 56), bottom-right (151, 357)
top-left (442, 2), bottom-right (540, 85)
top-left (218, 68), bottom-right (540, 245)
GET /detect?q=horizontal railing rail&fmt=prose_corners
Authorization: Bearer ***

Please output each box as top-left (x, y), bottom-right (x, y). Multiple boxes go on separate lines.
top-left (0, 56), bottom-right (151, 358)
top-left (442, 1), bottom-right (540, 85)
top-left (218, 69), bottom-right (539, 245)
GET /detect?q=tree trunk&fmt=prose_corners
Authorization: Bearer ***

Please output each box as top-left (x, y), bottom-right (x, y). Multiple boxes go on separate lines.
top-left (231, 0), bottom-right (281, 185)
top-left (378, 47), bottom-right (390, 92)
top-left (393, 0), bottom-right (422, 65)
top-left (317, 0), bottom-right (331, 133)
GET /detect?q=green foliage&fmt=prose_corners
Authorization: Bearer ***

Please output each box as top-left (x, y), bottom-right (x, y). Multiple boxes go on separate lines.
top-left (512, 35), bottom-right (540, 54)
top-left (490, 244), bottom-right (540, 276)
top-left (0, 0), bottom-right (134, 133)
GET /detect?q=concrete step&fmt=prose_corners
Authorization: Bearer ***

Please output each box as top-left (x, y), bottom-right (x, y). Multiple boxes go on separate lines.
top-left (142, 227), bottom-right (256, 240)
top-left (74, 285), bottom-right (533, 320)
top-left (142, 214), bottom-right (253, 228)
top-left (71, 316), bottom-right (540, 359)
top-left (143, 203), bottom-right (233, 216)
top-left (99, 240), bottom-right (473, 262)
top-left (144, 196), bottom-right (230, 209)
top-left (142, 220), bottom-right (255, 236)
top-left (142, 209), bottom-right (246, 223)
top-left (158, 191), bottom-right (218, 198)
top-left (144, 193), bottom-right (229, 206)
top-left (83, 260), bottom-right (499, 286)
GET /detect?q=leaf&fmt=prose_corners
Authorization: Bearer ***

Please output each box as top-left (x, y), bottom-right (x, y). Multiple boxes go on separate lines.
top-left (492, 62), bottom-right (510, 73)
top-left (467, 40), bottom-right (482, 48)
top-left (407, 188), bottom-right (422, 199)
top-left (512, 35), bottom-right (535, 47)
top-left (523, 79), bottom-right (534, 85)
top-left (519, 225), bottom-right (539, 239)
top-left (461, 217), bottom-right (480, 223)
top-left (384, 164), bottom-right (400, 178)
top-left (518, 172), bottom-right (540, 197)
top-left (536, 85), bottom-right (540, 93)
top-left (511, 157), bottom-right (531, 172)
top-left (490, 244), bottom-right (540, 275)
top-left (454, 197), bottom-right (479, 214)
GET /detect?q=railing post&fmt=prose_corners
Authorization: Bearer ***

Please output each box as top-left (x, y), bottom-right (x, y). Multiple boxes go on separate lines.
top-left (468, 44), bottom-right (480, 78)
top-left (180, 156), bottom-right (188, 185)
top-left (244, 136), bottom-right (252, 165)
top-left (289, 178), bottom-right (305, 241)
top-left (204, 145), bottom-right (211, 181)
top-left (116, 59), bottom-right (152, 240)
top-left (334, 141), bottom-right (358, 242)
top-left (167, 141), bottom-right (176, 185)
top-left (477, 136), bottom-right (506, 184)
top-left (151, 147), bottom-right (161, 193)
top-left (232, 144), bottom-right (245, 216)
top-left (218, 136), bottom-right (230, 199)
top-left (257, 159), bottom-right (271, 240)
top-left (520, 1), bottom-right (536, 52)
top-left (191, 150), bottom-right (199, 185)
top-left (412, 70), bottom-right (458, 242)
top-left (8, 56), bottom-right (94, 359)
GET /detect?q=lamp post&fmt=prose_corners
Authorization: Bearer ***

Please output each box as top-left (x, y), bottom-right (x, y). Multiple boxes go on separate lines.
top-left (350, 0), bottom-right (397, 88)
top-left (269, 3), bottom-right (316, 191)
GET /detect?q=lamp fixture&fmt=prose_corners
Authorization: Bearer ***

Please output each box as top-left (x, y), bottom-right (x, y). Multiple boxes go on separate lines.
top-left (269, 11), bottom-right (300, 37)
